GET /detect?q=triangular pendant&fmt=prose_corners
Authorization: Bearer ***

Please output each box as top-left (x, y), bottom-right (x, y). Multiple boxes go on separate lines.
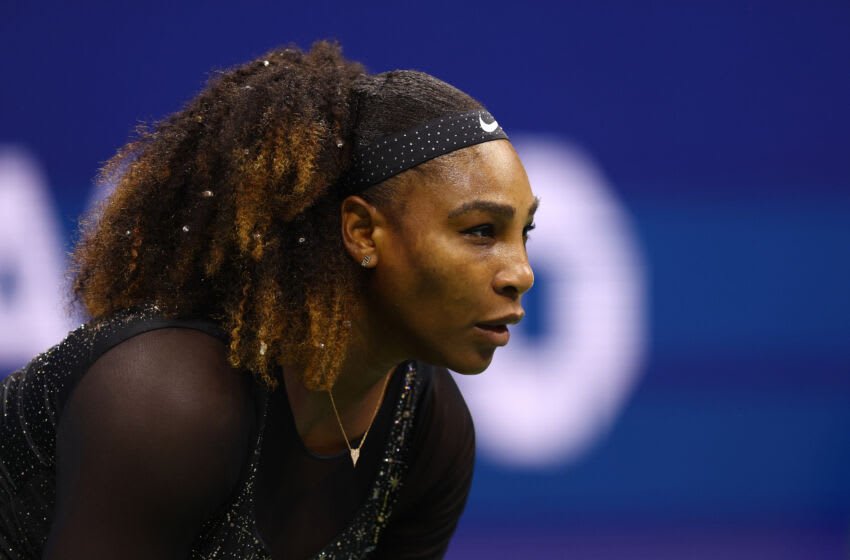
top-left (350, 448), bottom-right (361, 467)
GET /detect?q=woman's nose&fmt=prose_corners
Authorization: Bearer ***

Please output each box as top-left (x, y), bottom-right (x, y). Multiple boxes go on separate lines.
top-left (494, 252), bottom-right (534, 299)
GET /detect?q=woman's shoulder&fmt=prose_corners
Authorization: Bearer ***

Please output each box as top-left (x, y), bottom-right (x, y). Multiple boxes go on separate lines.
top-left (48, 307), bottom-right (248, 417)
top-left (8, 306), bottom-right (253, 432)
top-left (65, 315), bottom-right (257, 444)
top-left (56, 307), bottom-right (258, 483)
top-left (47, 320), bottom-right (259, 558)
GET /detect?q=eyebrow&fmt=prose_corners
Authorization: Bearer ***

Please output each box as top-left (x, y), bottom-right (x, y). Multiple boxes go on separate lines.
top-left (448, 196), bottom-right (540, 221)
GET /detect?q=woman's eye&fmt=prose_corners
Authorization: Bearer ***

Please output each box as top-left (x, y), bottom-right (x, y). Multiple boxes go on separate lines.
top-left (523, 223), bottom-right (536, 240)
top-left (463, 224), bottom-right (495, 238)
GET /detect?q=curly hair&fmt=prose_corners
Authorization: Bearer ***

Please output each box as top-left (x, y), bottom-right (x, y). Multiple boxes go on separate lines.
top-left (70, 41), bottom-right (483, 390)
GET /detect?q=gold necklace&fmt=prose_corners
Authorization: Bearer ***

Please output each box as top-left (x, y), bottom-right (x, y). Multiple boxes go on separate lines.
top-left (327, 373), bottom-right (391, 467)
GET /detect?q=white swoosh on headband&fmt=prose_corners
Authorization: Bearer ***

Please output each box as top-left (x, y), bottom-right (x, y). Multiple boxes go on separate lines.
top-left (479, 113), bottom-right (499, 133)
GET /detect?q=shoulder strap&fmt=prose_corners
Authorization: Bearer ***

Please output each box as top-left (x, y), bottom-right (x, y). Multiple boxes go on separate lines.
top-left (54, 312), bottom-right (230, 414)
top-left (89, 315), bottom-right (228, 366)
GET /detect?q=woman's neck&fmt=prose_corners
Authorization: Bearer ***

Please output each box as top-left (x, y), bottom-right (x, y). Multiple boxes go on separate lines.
top-left (280, 317), bottom-right (405, 455)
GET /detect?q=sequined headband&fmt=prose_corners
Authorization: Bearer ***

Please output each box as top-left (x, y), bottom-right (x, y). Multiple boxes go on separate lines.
top-left (340, 109), bottom-right (508, 193)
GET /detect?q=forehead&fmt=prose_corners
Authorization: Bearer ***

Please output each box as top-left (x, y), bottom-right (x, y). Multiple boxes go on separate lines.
top-left (405, 140), bottom-right (535, 214)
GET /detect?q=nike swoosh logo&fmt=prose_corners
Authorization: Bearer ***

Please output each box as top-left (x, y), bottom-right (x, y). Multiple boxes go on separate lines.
top-left (479, 113), bottom-right (499, 133)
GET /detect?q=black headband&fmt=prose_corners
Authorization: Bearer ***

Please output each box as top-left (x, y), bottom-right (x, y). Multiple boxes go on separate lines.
top-left (340, 109), bottom-right (508, 193)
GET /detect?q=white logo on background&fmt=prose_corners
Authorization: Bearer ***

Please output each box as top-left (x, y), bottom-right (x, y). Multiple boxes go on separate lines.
top-left (453, 137), bottom-right (647, 468)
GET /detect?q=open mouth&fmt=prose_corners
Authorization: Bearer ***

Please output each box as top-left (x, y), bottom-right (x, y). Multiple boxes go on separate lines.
top-left (473, 324), bottom-right (510, 346)
top-left (476, 324), bottom-right (508, 334)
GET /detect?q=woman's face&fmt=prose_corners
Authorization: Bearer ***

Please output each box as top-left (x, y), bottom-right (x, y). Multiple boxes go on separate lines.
top-left (367, 140), bottom-right (537, 374)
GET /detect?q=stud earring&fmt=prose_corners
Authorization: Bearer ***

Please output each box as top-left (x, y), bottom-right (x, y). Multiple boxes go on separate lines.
top-left (360, 255), bottom-right (372, 267)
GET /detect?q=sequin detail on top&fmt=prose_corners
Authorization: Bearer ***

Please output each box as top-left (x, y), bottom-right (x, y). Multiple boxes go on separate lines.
top-left (189, 362), bottom-right (423, 560)
top-left (314, 363), bottom-right (420, 559)
top-left (0, 305), bottom-right (423, 559)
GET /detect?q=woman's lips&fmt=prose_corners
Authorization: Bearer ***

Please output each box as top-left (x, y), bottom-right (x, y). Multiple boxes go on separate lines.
top-left (474, 324), bottom-right (510, 346)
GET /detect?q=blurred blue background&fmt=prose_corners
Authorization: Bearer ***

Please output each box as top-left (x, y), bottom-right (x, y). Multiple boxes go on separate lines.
top-left (1, 1), bottom-right (848, 557)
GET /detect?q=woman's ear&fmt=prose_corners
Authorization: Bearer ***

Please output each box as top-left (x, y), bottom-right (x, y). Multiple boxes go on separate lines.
top-left (340, 195), bottom-right (386, 268)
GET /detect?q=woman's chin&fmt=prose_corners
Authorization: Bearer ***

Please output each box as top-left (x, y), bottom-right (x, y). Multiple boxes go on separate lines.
top-left (445, 351), bottom-right (496, 375)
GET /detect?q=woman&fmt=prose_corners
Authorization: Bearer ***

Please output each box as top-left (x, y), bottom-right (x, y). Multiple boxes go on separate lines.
top-left (0, 42), bottom-right (536, 559)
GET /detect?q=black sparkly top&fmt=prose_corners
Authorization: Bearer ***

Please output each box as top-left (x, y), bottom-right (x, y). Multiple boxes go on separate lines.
top-left (0, 307), bottom-right (475, 559)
